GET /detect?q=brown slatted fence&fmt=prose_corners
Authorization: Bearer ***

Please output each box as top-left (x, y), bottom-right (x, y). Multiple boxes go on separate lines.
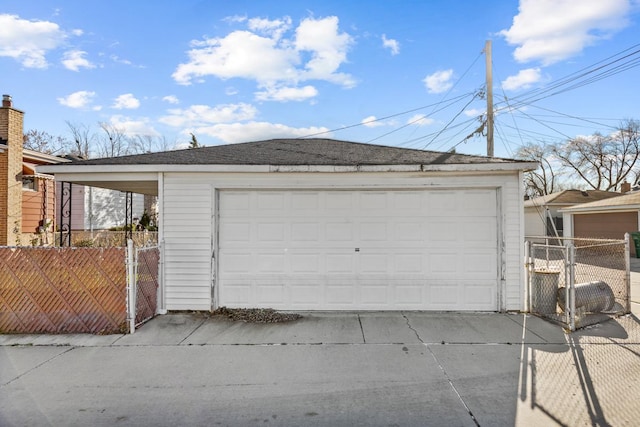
top-left (0, 246), bottom-right (127, 334)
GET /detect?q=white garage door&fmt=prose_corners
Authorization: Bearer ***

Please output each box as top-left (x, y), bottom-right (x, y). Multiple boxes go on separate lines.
top-left (218, 189), bottom-right (498, 311)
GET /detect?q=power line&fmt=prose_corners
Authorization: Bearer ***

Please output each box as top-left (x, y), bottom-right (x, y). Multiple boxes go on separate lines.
top-left (299, 92), bottom-right (474, 139)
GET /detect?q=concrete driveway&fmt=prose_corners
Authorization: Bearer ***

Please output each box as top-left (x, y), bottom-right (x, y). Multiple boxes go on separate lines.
top-left (1, 312), bottom-right (639, 426)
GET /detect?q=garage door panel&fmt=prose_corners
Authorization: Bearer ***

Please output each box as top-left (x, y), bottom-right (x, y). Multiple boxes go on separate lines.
top-left (326, 253), bottom-right (354, 273)
top-left (219, 189), bottom-right (499, 311)
top-left (326, 192), bottom-right (353, 210)
top-left (360, 254), bottom-right (389, 273)
top-left (257, 253), bottom-right (286, 273)
top-left (463, 282), bottom-right (496, 308)
top-left (430, 282), bottom-right (459, 305)
top-left (393, 284), bottom-right (425, 305)
top-left (326, 222), bottom-right (354, 241)
top-left (291, 222), bottom-right (319, 241)
top-left (257, 192), bottom-right (285, 210)
top-left (394, 253), bottom-right (424, 273)
top-left (361, 284), bottom-right (388, 305)
top-left (290, 254), bottom-right (320, 273)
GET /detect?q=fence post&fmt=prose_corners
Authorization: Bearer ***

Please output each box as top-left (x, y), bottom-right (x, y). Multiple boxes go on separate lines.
top-left (157, 239), bottom-right (167, 314)
top-left (568, 242), bottom-right (576, 332)
top-left (126, 239), bottom-right (136, 334)
top-left (524, 240), bottom-right (531, 312)
top-left (625, 233), bottom-right (631, 314)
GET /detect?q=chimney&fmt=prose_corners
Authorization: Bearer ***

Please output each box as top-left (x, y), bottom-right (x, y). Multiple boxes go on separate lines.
top-left (2, 94), bottom-right (12, 108)
top-left (621, 182), bottom-right (631, 194)
top-left (0, 94), bottom-right (24, 245)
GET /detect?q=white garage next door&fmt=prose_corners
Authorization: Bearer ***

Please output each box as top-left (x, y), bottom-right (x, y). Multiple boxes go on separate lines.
top-left (218, 189), bottom-right (498, 311)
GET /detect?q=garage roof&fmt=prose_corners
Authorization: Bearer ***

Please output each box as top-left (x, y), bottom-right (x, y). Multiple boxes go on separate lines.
top-left (524, 189), bottom-right (621, 208)
top-left (561, 190), bottom-right (640, 213)
top-left (43, 138), bottom-right (529, 167)
top-left (37, 138), bottom-right (537, 195)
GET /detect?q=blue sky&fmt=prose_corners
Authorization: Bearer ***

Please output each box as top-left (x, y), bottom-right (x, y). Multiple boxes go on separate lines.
top-left (2, 0), bottom-right (639, 158)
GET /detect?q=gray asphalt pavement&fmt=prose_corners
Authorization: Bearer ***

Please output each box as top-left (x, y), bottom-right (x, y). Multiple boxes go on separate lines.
top-left (1, 312), bottom-right (639, 426)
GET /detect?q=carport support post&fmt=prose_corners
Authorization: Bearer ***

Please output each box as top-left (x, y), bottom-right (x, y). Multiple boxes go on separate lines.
top-left (126, 239), bottom-right (136, 334)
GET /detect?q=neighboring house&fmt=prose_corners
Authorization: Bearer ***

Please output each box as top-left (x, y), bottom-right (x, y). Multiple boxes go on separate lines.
top-left (561, 190), bottom-right (640, 255)
top-left (39, 138), bottom-right (537, 312)
top-left (0, 95), bottom-right (69, 246)
top-left (55, 183), bottom-right (146, 231)
top-left (524, 189), bottom-right (623, 238)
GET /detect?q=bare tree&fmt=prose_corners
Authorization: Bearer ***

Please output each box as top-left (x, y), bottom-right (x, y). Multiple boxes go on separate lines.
top-left (23, 129), bottom-right (68, 154)
top-left (129, 134), bottom-right (173, 154)
top-left (516, 142), bottom-right (561, 197)
top-left (65, 121), bottom-right (93, 158)
top-left (552, 119), bottom-right (640, 191)
top-left (97, 122), bottom-right (128, 158)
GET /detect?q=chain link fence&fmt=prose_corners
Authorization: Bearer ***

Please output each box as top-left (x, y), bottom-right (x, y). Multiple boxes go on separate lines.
top-left (135, 244), bottom-right (160, 327)
top-left (525, 236), bottom-right (630, 331)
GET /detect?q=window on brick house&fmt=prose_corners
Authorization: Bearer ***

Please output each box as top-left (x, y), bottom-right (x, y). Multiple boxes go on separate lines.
top-left (22, 176), bottom-right (37, 191)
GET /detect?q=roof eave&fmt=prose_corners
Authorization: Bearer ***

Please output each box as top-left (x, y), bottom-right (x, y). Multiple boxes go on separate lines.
top-left (560, 204), bottom-right (640, 213)
top-left (38, 161), bottom-right (538, 174)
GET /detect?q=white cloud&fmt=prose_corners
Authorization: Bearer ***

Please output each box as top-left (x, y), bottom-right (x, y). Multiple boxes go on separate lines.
top-left (159, 103), bottom-right (257, 127)
top-left (255, 85), bottom-right (318, 102)
top-left (191, 121), bottom-right (331, 144)
top-left (501, 68), bottom-right (542, 91)
top-left (407, 114), bottom-right (434, 126)
top-left (500, 0), bottom-right (632, 65)
top-left (382, 34), bottom-right (399, 55)
top-left (162, 95), bottom-right (179, 104)
top-left (361, 115), bottom-right (385, 128)
top-left (248, 16), bottom-right (292, 39)
top-left (464, 108), bottom-right (485, 118)
top-left (109, 115), bottom-right (159, 137)
top-left (57, 90), bottom-right (98, 109)
top-left (294, 16), bottom-right (355, 86)
top-left (112, 93), bottom-right (140, 109)
top-left (62, 50), bottom-right (95, 71)
top-left (423, 69), bottom-right (454, 94)
top-left (0, 14), bottom-right (67, 68)
top-left (172, 15), bottom-right (354, 97)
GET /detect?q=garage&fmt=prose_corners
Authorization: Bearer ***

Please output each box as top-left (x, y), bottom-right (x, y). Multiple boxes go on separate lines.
top-left (41, 138), bottom-right (536, 312)
top-left (561, 192), bottom-right (640, 256)
top-left (218, 188), bottom-right (498, 311)
top-left (573, 211), bottom-right (638, 240)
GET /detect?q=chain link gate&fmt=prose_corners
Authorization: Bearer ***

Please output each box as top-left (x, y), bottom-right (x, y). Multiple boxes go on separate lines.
top-left (525, 235), bottom-right (630, 331)
top-left (126, 240), bottom-right (161, 333)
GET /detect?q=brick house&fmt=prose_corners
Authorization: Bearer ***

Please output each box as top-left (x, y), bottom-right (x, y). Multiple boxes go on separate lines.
top-left (0, 95), bottom-right (69, 246)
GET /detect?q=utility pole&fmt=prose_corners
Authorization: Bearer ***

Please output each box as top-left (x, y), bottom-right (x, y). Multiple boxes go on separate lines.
top-left (485, 40), bottom-right (494, 157)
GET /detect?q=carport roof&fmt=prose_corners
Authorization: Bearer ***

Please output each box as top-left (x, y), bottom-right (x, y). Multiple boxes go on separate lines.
top-left (42, 138), bottom-right (531, 167)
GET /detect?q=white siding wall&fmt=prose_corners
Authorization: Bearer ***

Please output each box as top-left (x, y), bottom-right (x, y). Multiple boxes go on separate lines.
top-left (84, 187), bottom-right (144, 230)
top-left (163, 174), bottom-right (213, 310)
top-left (161, 171), bottom-right (525, 311)
top-left (524, 208), bottom-right (545, 237)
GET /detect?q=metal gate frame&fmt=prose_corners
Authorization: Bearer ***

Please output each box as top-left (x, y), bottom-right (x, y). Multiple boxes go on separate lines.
top-left (525, 235), bottom-right (630, 331)
top-left (126, 240), bottom-right (162, 333)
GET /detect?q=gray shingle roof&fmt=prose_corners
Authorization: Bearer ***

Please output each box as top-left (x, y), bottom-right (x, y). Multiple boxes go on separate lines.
top-left (524, 189), bottom-right (621, 208)
top-left (561, 190), bottom-right (640, 211)
top-left (63, 138), bottom-right (527, 166)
